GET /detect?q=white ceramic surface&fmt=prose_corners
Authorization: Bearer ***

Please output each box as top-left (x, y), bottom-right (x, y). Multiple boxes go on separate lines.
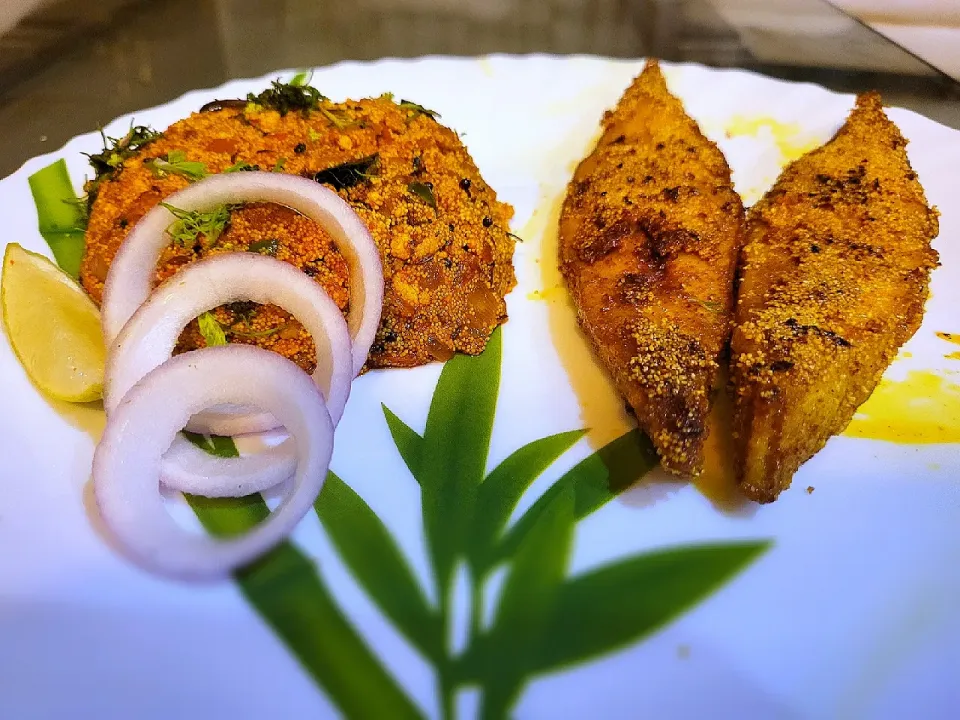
top-left (0, 56), bottom-right (958, 719)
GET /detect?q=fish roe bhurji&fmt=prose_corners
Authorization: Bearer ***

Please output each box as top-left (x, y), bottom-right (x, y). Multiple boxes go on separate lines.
top-left (79, 83), bottom-right (516, 371)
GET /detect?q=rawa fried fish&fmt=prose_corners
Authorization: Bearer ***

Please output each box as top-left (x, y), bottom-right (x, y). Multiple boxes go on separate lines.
top-left (731, 92), bottom-right (940, 503)
top-left (558, 60), bottom-right (745, 475)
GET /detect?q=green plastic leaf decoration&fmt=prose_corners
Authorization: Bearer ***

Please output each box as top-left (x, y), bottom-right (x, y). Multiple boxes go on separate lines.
top-left (27, 159), bottom-right (86, 278)
top-left (532, 541), bottom-right (771, 674)
top-left (182, 431), bottom-right (239, 457)
top-left (420, 326), bottom-right (501, 599)
top-left (382, 403), bottom-right (424, 483)
top-left (314, 472), bottom-right (441, 661)
top-left (468, 429), bottom-right (585, 570)
top-left (495, 427), bottom-right (657, 564)
top-left (187, 494), bottom-right (423, 720)
top-left (480, 486), bottom-right (575, 720)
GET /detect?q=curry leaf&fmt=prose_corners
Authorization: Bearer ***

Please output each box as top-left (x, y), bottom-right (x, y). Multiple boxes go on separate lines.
top-left (421, 326), bottom-right (502, 599)
top-left (408, 181), bottom-right (437, 209)
top-left (382, 403), bottom-right (424, 484)
top-left (531, 542), bottom-right (771, 674)
top-left (493, 428), bottom-right (657, 566)
top-left (479, 486), bottom-right (574, 720)
top-left (187, 494), bottom-right (423, 720)
top-left (399, 99), bottom-right (440, 120)
top-left (314, 472), bottom-right (441, 661)
top-left (468, 429), bottom-right (585, 570)
top-left (27, 159), bottom-right (86, 277)
top-left (314, 154), bottom-right (379, 190)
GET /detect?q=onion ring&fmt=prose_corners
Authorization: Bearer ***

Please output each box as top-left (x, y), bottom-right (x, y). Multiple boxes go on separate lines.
top-left (93, 345), bottom-right (333, 580)
top-left (102, 171), bottom-right (384, 376)
top-left (103, 252), bottom-right (353, 436)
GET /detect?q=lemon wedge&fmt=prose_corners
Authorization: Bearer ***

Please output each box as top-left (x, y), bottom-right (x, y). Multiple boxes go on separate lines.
top-left (1, 243), bottom-right (105, 402)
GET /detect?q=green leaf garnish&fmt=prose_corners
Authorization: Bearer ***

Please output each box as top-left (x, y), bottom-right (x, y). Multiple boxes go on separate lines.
top-left (248, 237), bottom-right (279, 255)
top-left (319, 106), bottom-right (354, 129)
top-left (182, 431), bottom-right (238, 457)
top-left (146, 150), bottom-right (208, 181)
top-left (247, 79), bottom-right (326, 116)
top-left (224, 160), bottom-right (260, 173)
top-left (160, 202), bottom-right (232, 248)
top-left (313, 154), bottom-right (379, 190)
top-left (272, 157), bottom-right (287, 172)
top-left (27, 159), bottom-right (87, 278)
top-left (289, 70), bottom-right (312, 87)
top-left (84, 124), bottom-right (161, 178)
top-left (408, 181), bottom-right (437, 209)
top-left (197, 311), bottom-right (227, 347)
top-left (82, 124), bottom-right (161, 206)
top-left (399, 99), bottom-right (439, 120)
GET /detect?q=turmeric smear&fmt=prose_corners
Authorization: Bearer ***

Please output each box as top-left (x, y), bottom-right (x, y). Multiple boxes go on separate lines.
top-left (724, 115), bottom-right (821, 164)
top-left (844, 371), bottom-right (960, 444)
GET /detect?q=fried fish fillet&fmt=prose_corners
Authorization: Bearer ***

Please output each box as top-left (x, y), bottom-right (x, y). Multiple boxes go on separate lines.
top-left (731, 92), bottom-right (940, 502)
top-left (558, 60), bottom-right (745, 475)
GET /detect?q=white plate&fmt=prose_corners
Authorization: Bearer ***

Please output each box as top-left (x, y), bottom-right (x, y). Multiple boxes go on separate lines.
top-left (0, 55), bottom-right (959, 720)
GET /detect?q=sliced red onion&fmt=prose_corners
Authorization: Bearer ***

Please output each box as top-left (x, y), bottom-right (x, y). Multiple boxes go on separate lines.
top-left (161, 433), bottom-right (296, 498)
top-left (93, 345), bottom-right (333, 580)
top-left (102, 171), bottom-right (384, 375)
top-left (103, 253), bottom-right (352, 437)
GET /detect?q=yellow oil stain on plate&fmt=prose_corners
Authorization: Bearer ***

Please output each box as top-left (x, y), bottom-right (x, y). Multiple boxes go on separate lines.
top-left (845, 371), bottom-right (960, 444)
top-left (724, 115), bottom-right (821, 164)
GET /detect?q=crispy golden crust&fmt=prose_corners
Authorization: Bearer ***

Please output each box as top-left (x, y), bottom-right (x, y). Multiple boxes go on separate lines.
top-left (80, 96), bottom-right (516, 371)
top-left (558, 60), bottom-right (745, 475)
top-left (731, 92), bottom-right (940, 502)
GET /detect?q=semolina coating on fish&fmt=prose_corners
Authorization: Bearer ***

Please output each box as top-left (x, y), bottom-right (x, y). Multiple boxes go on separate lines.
top-left (558, 60), bottom-right (745, 475)
top-left (730, 92), bottom-right (940, 503)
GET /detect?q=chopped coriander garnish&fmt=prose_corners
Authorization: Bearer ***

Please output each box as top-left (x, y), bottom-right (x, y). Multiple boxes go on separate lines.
top-left (160, 202), bottom-right (232, 248)
top-left (82, 123), bottom-right (161, 207)
top-left (379, 92), bottom-right (395, 102)
top-left (146, 150), bottom-right (208, 181)
top-left (272, 157), bottom-right (287, 172)
top-left (319, 106), bottom-right (354, 130)
top-left (408, 181), bottom-right (437, 209)
top-left (289, 70), bottom-right (312, 87)
top-left (313, 154), bottom-right (379, 190)
top-left (198, 311), bottom-right (227, 346)
top-left (224, 160), bottom-right (259, 173)
top-left (248, 237), bottom-right (279, 255)
top-left (85, 124), bottom-right (161, 178)
top-left (308, 128), bottom-right (322, 142)
top-left (399, 99), bottom-right (439, 120)
top-left (246, 79), bottom-right (326, 116)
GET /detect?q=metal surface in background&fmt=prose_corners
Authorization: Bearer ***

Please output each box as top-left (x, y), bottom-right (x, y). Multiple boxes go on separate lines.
top-left (0, 0), bottom-right (957, 177)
